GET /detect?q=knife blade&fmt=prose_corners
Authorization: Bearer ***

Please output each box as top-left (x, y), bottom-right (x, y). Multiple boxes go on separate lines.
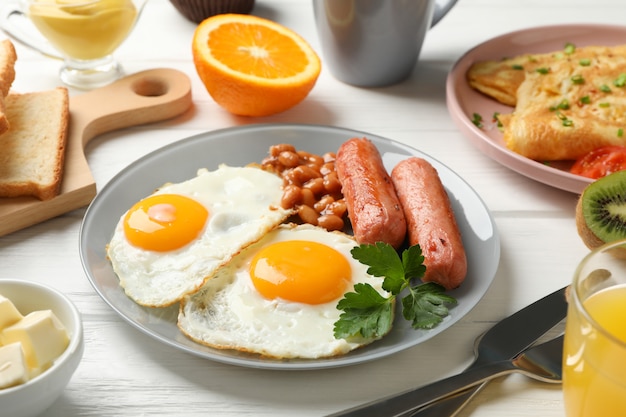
top-left (326, 285), bottom-right (569, 417)
top-left (406, 285), bottom-right (569, 417)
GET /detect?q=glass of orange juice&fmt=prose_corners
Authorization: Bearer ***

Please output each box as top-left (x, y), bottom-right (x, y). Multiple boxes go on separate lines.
top-left (1, 0), bottom-right (146, 89)
top-left (563, 239), bottom-right (626, 417)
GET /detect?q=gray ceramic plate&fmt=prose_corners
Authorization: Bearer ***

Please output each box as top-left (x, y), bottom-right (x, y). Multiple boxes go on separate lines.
top-left (79, 124), bottom-right (500, 370)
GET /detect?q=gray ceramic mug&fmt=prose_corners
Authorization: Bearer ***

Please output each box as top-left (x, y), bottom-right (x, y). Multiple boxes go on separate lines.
top-left (312, 0), bottom-right (457, 87)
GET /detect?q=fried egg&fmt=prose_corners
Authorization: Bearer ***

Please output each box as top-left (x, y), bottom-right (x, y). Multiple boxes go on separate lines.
top-left (177, 224), bottom-right (390, 359)
top-left (106, 165), bottom-right (293, 308)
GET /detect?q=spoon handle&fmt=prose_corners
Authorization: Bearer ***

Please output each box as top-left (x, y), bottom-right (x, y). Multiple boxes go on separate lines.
top-left (404, 384), bottom-right (486, 417)
top-left (326, 362), bottom-right (514, 417)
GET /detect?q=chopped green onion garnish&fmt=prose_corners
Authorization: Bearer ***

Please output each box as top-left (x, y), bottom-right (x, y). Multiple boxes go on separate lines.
top-left (471, 113), bottom-right (483, 128)
top-left (579, 58), bottom-right (591, 66)
top-left (511, 64), bottom-right (524, 70)
top-left (571, 74), bottom-right (585, 84)
top-left (600, 84), bottom-right (612, 93)
top-left (493, 112), bottom-right (502, 128)
top-left (564, 43), bottom-right (576, 54)
top-left (536, 67), bottom-right (550, 74)
top-left (599, 102), bottom-right (610, 108)
top-left (556, 111), bottom-right (573, 127)
top-left (580, 95), bottom-right (591, 105)
top-left (619, 128), bottom-right (624, 137)
top-left (614, 73), bottom-right (626, 87)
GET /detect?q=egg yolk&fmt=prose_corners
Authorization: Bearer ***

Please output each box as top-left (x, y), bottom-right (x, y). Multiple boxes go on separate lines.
top-left (249, 240), bottom-right (352, 304)
top-left (123, 194), bottom-right (208, 252)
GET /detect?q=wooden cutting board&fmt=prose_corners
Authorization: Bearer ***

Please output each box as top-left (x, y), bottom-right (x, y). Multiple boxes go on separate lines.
top-left (0, 68), bottom-right (193, 237)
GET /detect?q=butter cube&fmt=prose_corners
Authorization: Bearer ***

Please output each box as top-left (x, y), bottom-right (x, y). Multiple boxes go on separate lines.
top-left (0, 294), bottom-right (23, 331)
top-left (1, 310), bottom-right (69, 369)
top-left (0, 342), bottom-right (29, 389)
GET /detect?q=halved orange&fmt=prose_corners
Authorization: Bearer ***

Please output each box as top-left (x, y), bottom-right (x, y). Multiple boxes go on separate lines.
top-left (192, 14), bottom-right (321, 117)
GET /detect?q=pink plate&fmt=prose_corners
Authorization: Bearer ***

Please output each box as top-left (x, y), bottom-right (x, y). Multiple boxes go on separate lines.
top-left (446, 23), bottom-right (626, 194)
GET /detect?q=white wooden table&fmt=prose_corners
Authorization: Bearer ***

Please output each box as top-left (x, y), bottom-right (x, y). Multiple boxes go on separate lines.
top-left (3, 0), bottom-right (622, 415)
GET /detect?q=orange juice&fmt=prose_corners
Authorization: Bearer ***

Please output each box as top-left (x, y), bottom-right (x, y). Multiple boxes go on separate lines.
top-left (563, 284), bottom-right (626, 417)
top-left (29, 0), bottom-right (137, 61)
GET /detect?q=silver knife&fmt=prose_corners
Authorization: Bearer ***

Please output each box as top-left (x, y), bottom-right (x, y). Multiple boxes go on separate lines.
top-left (326, 285), bottom-right (569, 417)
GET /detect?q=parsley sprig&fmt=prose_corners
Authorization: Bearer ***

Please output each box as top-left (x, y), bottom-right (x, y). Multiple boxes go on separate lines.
top-left (333, 242), bottom-right (457, 340)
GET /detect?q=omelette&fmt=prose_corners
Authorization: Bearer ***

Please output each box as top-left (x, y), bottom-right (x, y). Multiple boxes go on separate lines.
top-left (468, 43), bottom-right (626, 161)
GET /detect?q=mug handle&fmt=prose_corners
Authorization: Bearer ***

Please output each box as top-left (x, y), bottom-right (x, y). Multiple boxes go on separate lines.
top-left (0, 0), bottom-right (62, 60)
top-left (431, 0), bottom-right (458, 27)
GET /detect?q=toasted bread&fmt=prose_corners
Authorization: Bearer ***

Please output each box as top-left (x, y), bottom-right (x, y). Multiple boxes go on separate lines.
top-left (0, 39), bottom-right (17, 135)
top-left (0, 88), bottom-right (69, 200)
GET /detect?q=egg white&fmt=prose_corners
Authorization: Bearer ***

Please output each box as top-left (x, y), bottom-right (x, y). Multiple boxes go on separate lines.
top-left (107, 165), bottom-right (293, 308)
top-left (177, 224), bottom-right (391, 359)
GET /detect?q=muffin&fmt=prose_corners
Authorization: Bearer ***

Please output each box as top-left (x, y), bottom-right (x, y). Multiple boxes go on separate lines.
top-left (170, 0), bottom-right (255, 23)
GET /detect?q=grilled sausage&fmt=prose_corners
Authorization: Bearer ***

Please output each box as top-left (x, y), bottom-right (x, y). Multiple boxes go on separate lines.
top-left (391, 157), bottom-right (467, 289)
top-left (335, 137), bottom-right (407, 249)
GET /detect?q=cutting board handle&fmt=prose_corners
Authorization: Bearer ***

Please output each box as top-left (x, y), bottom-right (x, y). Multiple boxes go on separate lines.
top-left (0, 68), bottom-right (193, 237)
top-left (71, 68), bottom-right (193, 146)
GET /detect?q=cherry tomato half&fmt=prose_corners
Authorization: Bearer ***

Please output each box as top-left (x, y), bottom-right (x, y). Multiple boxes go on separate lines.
top-left (570, 146), bottom-right (626, 179)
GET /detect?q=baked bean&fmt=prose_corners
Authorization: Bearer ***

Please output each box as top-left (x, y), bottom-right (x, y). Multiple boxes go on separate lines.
top-left (297, 151), bottom-right (324, 166)
top-left (324, 200), bottom-right (347, 218)
top-left (269, 144), bottom-right (296, 157)
top-left (314, 194), bottom-right (335, 213)
top-left (318, 214), bottom-right (344, 231)
top-left (319, 162), bottom-right (335, 176)
top-left (278, 151), bottom-right (300, 168)
top-left (288, 165), bottom-right (321, 186)
top-left (281, 184), bottom-right (302, 209)
top-left (301, 188), bottom-right (316, 207)
top-left (297, 205), bottom-right (319, 225)
top-left (303, 177), bottom-right (325, 197)
top-left (323, 171), bottom-right (342, 194)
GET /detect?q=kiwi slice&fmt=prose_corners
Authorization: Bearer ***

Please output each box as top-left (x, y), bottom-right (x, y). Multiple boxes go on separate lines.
top-left (577, 170), bottom-right (626, 247)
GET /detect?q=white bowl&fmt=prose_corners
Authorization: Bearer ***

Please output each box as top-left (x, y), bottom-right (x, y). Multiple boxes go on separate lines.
top-left (0, 279), bottom-right (84, 417)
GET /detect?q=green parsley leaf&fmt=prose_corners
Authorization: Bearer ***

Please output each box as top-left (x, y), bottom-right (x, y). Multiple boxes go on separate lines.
top-left (334, 283), bottom-right (394, 339)
top-left (402, 244), bottom-right (426, 282)
top-left (350, 242), bottom-right (405, 293)
top-left (402, 283), bottom-right (457, 329)
top-left (334, 243), bottom-right (457, 339)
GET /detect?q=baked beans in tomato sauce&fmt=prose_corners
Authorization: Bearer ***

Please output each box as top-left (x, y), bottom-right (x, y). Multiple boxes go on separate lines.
top-left (260, 144), bottom-right (347, 231)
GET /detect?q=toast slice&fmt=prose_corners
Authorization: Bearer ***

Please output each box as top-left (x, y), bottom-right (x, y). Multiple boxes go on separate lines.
top-left (0, 39), bottom-right (17, 135)
top-left (0, 88), bottom-right (70, 200)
